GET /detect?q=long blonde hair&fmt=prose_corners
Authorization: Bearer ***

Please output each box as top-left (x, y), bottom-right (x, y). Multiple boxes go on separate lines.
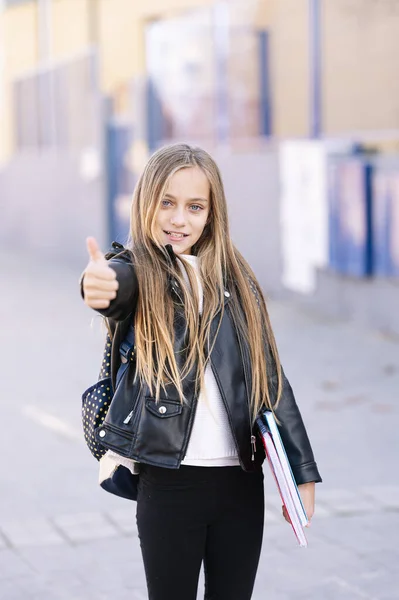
top-left (127, 143), bottom-right (282, 422)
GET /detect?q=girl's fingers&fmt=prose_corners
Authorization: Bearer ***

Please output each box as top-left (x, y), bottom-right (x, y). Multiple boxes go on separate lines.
top-left (88, 264), bottom-right (117, 281)
top-left (85, 290), bottom-right (117, 301)
top-left (84, 298), bottom-right (111, 310)
top-left (84, 278), bottom-right (119, 292)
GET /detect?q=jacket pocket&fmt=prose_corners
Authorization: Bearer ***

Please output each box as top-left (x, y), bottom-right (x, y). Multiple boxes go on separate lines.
top-left (145, 398), bottom-right (183, 418)
top-left (133, 398), bottom-right (186, 465)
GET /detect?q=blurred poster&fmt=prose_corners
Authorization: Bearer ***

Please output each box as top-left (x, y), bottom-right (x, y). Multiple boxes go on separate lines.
top-left (144, 1), bottom-right (265, 145)
top-left (279, 140), bottom-right (351, 293)
top-left (227, 26), bottom-right (261, 140)
top-left (145, 9), bottom-right (215, 142)
top-left (227, 0), bottom-right (263, 141)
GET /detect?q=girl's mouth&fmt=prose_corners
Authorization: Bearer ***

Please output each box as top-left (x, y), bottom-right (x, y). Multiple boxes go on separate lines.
top-left (164, 231), bottom-right (189, 240)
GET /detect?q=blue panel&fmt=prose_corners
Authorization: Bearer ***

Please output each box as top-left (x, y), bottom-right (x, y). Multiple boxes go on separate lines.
top-left (372, 168), bottom-right (391, 276)
top-left (309, 0), bottom-right (322, 138)
top-left (106, 120), bottom-right (134, 245)
top-left (213, 3), bottom-right (229, 142)
top-left (328, 157), bottom-right (374, 277)
top-left (373, 163), bottom-right (399, 278)
top-left (259, 31), bottom-right (272, 136)
top-left (389, 172), bottom-right (399, 277)
top-left (327, 160), bottom-right (343, 271)
top-left (146, 78), bottom-right (165, 152)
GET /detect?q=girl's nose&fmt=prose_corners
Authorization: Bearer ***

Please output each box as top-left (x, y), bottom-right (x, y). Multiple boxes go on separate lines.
top-left (170, 211), bottom-right (186, 227)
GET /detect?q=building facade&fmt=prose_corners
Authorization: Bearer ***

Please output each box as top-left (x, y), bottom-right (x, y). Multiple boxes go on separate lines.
top-left (2, 0), bottom-right (399, 163)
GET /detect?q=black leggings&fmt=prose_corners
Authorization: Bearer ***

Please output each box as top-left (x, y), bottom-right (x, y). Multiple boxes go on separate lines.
top-left (136, 464), bottom-right (265, 600)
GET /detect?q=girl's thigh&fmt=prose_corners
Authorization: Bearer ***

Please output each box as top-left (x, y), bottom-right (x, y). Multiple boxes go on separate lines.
top-left (203, 469), bottom-right (265, 600)
top-left (136, 465), bottom-right (208, 600)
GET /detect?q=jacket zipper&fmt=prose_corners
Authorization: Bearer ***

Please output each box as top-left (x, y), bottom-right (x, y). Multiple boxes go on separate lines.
top-left (121, 350), bottom-right (139, 425)
top-left (179, 388), bottom-right (200, 463)
top-left (123, 410), bottom-right (134, 424)
top-left (251, 434), bottom-right (257, 461)
top-left (123, 383), bottom-right (141, 425)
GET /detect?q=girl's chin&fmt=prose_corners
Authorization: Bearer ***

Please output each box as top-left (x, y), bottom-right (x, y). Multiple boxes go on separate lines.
top-left (171, 243), bottom-right (192, 255)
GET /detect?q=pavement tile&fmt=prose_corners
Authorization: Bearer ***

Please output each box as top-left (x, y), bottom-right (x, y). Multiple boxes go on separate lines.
top-left (106, 507), bottom-right (138, 536)
top-left (265, 503), bottom-right (283, 524)
top-left (131, 591), bottom-right (149, 600)
top-left (344, 568), bottom-right (399, 599)
top-left (362, 485), bottom-right (399, 512)
top-left (52, 511), bottom-right (119, 544)
top-left (315, 513), bottom-right (399, 568)
top-left (0, 518), bottom-right (65, 548)
top-left (17, 543), bottom-right (90, 574)
top-left (0, 549), bottom-right (35, 580)
top-left (315, 488), bottom-right (377, 516)
top-left (0, 580), bottom-right (26, 600)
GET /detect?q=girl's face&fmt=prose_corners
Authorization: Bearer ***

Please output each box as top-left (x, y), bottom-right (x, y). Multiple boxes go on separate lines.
top-left (155, 166), bottom-right (211, 255)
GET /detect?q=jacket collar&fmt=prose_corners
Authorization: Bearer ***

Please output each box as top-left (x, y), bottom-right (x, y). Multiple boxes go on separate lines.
top-left (164, 244), bottom-right (231, 303)
top-left (165, 244), bottom-right (178, 266)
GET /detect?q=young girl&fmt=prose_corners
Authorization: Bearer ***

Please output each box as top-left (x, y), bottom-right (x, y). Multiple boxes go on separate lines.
top-left (82, 143), bottom-right (321, 600)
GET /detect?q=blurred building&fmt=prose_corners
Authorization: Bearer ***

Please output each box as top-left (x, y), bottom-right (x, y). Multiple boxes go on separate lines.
top-left (3, 0), bottom-right (399, 163)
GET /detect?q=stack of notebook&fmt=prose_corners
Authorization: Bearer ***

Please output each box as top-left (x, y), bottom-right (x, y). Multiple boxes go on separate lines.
top-left (256, 410), bottom-right (309, 547)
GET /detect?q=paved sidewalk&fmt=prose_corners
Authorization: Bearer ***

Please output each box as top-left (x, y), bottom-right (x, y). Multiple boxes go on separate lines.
top-left (1, 253), bottom-right (398, 599)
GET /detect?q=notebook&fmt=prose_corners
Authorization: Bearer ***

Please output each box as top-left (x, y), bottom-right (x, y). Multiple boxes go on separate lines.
top-left (256, 410), bottom-right (309, 547)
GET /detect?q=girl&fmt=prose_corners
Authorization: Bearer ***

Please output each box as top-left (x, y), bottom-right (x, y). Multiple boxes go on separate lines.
top-left (82, 143), bottom-right (321, 600)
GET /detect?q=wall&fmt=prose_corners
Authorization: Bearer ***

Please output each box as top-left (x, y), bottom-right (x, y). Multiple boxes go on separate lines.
top-left (0, 2), bottom-right (38, 163)
top-left (0, 144), bottom-right (282, 287)
top-left (5, 0), bottom-right (399, 162)
top-left (268, 0), bottom-right (310, 137)
top-left (323, 0), bottom-right (399, 134)
top-left (52, 0), bottom-right (91, 60)
top-left (0, 151), bottom-right (108, 266)
top-left (213, 145), bottom-right (282, 293)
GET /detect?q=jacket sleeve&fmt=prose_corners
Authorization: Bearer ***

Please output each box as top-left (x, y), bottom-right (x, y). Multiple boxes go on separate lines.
top-left (80, 256), bottom-right (139, 322)
top-left (271, 368), bottom-right (322, 485)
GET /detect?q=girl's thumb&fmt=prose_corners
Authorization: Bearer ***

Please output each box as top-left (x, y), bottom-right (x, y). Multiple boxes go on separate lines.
top-left (86, 237), bottom-right (105, 262)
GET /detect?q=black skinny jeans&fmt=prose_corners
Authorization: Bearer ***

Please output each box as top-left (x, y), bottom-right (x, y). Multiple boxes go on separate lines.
top-left (136, 464), bottom-right (265, 600)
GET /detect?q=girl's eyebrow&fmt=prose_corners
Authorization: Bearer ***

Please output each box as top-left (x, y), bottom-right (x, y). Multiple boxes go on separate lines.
top-left (164, 193), bottom-right (209, 203)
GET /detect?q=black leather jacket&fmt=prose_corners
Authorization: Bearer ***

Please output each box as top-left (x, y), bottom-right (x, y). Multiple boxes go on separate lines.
top-left (91, 248), bottom-right (322, 485)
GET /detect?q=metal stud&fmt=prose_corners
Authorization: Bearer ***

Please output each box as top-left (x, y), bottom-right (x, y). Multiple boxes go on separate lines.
top-left (159, 406), bottom-right (167, 414)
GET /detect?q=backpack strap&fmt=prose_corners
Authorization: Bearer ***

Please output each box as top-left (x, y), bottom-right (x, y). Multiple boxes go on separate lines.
top-left (119, 325), bottom-right (135, 364)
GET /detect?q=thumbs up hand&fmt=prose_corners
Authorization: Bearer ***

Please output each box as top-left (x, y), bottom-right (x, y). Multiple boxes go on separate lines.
top-left (83, 237), bottom-right (119, 310)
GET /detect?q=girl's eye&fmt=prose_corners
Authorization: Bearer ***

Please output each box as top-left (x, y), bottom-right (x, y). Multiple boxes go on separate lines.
top-left (190, 205), bottom-right (203, 212)
top-left (161, 199), bottom-right (172, 207)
